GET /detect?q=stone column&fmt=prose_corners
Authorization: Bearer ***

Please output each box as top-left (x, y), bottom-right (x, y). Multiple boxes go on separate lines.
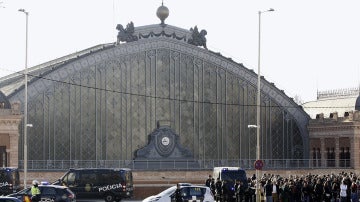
top-left (351, 136), bottom-right (360, 169)
top-left (335, 137), bottom-right (339, 167)
top-left (320, 138), bottom-right (326, 167)
top-left (8, 133), bottom-right (19, 168)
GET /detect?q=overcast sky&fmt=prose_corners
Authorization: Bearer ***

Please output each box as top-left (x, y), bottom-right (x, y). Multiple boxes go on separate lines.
top-left (0, 0), bottom-right (359, 102)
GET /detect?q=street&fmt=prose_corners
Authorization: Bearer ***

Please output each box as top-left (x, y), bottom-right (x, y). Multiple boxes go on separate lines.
top-left (77, 200), bottom-right (141, 202)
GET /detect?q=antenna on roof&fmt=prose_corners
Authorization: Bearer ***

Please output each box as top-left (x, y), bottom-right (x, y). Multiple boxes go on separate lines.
top-left (358, 66), bottom-right (360, 95)
top-left (316, 75), bottom-right (319, 100)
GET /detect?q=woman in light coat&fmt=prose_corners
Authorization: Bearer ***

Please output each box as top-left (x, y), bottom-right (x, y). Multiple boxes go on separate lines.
top-left (340, 178), bottom-right (347, 202)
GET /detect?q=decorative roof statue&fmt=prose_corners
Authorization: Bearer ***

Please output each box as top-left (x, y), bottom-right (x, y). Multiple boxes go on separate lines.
top-left (188, 26), bottom-right (208, 50)
top-left (116, 21), bottom-right (138, 44)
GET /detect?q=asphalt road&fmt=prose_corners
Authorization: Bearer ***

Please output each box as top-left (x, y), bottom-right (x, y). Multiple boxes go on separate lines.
top-left (77, 200), bottom-right (141, 202)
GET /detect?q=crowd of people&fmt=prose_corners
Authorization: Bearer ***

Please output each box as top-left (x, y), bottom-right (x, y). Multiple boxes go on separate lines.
top-left (206, 171), bottom-right (360, 202)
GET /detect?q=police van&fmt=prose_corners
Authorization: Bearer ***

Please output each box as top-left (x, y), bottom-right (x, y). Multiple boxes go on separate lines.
top-left (0, 167), bottom-right (20, 195)
top-left (53, 168), bottom-right (133, 202)
top-left (213, 167), bottom-right (248, 200)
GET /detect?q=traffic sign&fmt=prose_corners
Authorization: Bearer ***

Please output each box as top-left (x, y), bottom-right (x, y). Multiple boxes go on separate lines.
top-left (254, 160), bottom-right (264, 170)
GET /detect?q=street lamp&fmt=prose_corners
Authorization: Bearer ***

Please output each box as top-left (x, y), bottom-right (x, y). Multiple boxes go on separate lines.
top-left (256, 8), bottom-right (274, 202)
top-left (18, 8), bottom-right (29, 188)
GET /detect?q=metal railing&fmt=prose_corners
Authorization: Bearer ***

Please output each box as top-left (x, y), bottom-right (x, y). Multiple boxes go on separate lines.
top-left (18, 159), bottom-right (352, 171)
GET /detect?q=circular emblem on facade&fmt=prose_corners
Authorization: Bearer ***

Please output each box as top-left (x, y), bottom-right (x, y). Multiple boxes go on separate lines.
top-left (155, 129), bottom-right (175, 157)
top-left (161, 137), bottom-right (170, 146)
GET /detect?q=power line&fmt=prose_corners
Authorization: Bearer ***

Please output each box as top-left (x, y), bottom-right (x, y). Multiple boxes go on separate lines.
top-left (13, 72), bottom-right (354, 110)
top-left (1, 67), bottom-right (357, 110)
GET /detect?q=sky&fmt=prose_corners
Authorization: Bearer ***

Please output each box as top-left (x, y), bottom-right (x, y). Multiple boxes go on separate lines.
top-left (0, 0), bottom-right (359, 103)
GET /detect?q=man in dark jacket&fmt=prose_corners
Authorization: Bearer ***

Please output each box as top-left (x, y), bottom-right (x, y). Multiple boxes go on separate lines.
top-left (215, 178), bottom-right (223, 202)
top-left (235, 180), bottom-right (245, 202)
top-left (264, 180), bottom-right (273, 202)
top-left (174, 183), bottom-right (183, 202)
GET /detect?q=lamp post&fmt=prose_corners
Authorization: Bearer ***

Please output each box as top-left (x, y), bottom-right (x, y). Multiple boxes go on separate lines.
top-left (256, 8), bottom-right (274, 202)
top-left (18, 8), bottom-right (29, 188)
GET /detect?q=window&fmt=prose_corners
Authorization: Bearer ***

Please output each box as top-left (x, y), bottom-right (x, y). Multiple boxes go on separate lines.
top-left (64, 172), bottom-right (76, 186)
top-left (41, 187), bottom-right (56, 195)
top-left (326, 147), bottom-right (335, 167)
top-left (312, 147), bottom-right (321, 167)
top-left (339, 147), bottom-right (350, 167)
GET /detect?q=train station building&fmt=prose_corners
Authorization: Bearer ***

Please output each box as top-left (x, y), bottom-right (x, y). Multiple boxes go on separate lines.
top-left (0, 3), bottom-right (341, 170)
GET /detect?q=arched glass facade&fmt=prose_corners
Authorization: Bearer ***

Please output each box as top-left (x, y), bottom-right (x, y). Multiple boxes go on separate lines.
top-left (4, 32), bottom-right (309, 169)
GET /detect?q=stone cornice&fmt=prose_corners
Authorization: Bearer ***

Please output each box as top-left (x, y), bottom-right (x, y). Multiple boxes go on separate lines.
top-left (0, 118), bottom-right (22, 126)
top-left (308, 122), bottom-right (360, 133)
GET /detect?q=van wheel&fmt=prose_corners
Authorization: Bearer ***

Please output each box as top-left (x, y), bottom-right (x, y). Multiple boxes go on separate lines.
top-left (104, 193), bottom-right (114, 202)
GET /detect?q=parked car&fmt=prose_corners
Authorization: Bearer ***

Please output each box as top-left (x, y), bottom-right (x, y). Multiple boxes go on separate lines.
top-left (0, 196), bottom-right (22, 202)
top-left (7, 184), bottom-right (76, 202)
top-left (142, 184), bottom-right (214, 202)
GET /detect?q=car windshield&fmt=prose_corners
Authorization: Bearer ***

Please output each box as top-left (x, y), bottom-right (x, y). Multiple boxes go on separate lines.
top-left (157, 186), bottom-right (176, 196)
top-left (182, 187), bottom-right (206, 197)
top-left (16, 188), bottom-right (30, 195)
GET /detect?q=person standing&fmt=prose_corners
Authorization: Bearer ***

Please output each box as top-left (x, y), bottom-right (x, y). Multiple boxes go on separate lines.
top-left (340, 179), bottom-right (347, 202)
top-left (313, 179), bottom-right (324, 202)
top-left (332, 178), bottom-right (340, 202)
top-left (323, 179), bottom-right (332, 202)
top-left (272, 180), bottom-right (279, 202)
top-left (221, 180), bottom-right (229, 202)
top-left (234, 180), bottom-right (241, 202)
top-left (215, 178), bottom-right (223, 202)
top-left (350, 180), bottom-right (358, 202)
top-left (210, 178), bottom-right (216, 196)
top-left (236, 181), bottom-right (245, 202)
top-left (301, 180), bottom-right (311, 202)
top-left (174, 183), bottom-right (183, 202)
top-left (264, 180), bottom-right (273, 202)
top-left (206, 175), bottom-right (212, 187)
top-left (31, 180), bottom-right (41, 202)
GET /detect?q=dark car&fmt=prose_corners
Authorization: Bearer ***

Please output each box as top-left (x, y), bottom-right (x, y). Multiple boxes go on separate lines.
top-left (8, 184), bottom-right (76, 202)
top-left (0, 196), bottom-right (22, 202)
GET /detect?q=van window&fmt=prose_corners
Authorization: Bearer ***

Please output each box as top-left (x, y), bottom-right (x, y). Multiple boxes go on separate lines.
top-left (63, 172), bottom-right (76, 186)
top-left (121, 170), bottom-right (133, 185)
top-left (80, 173), bottom-right (96, 185)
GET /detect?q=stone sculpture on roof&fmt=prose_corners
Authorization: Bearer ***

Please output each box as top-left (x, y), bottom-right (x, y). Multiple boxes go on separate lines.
top-left (188, 26), bottom-right (208, 50)
top-left (116, 21), bottom-right (138, 44)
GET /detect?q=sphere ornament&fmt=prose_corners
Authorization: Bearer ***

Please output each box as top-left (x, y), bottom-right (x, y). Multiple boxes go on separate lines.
top-left (156, 2), bottom-right (169, 25)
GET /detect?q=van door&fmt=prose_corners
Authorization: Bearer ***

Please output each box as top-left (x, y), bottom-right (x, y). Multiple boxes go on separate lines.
top-left (75, 170), bottom-right (98, 199)
top-left (61, 171), bottom-right (84, 197)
